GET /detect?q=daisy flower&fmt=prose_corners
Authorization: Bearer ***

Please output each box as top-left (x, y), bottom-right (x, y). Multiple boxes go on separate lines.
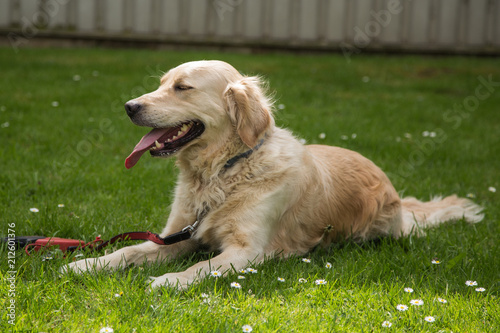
top-left (242, 325), bottom-right (253, 332)
top-left (315, 279), bottom-right (327, 285)
top-left (114, 291), bottom-right (124, 297)
top-left (246, 268), bottom-right (258, 274)
top-left (424, 316), bottom-right (436, 323)
top-left (210, 270), bottom-right (222, 278)
top-left (100, 328), bottom-right (114, 333)
top-left (239, 269), bottom-right (247, 274)
top-left (410, 299), bottom-right (424, 306)
top-left (404, 287), bottom-right (414, 293)
top-left (30, 208), bottom-right (39, 213)
top-left (431, 259), bottom-right (441, 264)
top-left (230, 282), bottom-right (242, 289)
top-left (381, 321), bottom-right (392, 327)
top-left (318, 133), bottom-right (326, 139)
top-left (237, 275), bottom-right (246, 280)
top-left (396, 304), bottom-right (408, 311)
top-left (465, 280), bottom-right (478, 287)
top-left (298, 278), bottom-right (308, 283)
top-left (58, 204), bottom-right (65, 208)
top-left (475, 287), bottom-right (486, 292)
top-left (325, 262), bottom-right (332, 269)
top-left (466, 193), bottom-right (476, 198)
top-left (277, 277), bottom-right (285, 282)
top-left (302, 258), bottom-right (311, 263)
top-left (437, 297), bottom-right (447, 303)
top-left (488, 186), bottom-right (496, 193)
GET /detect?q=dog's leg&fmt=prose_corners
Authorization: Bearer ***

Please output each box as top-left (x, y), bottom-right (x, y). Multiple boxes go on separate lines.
top-left (150, 245), bottom-right (264, 289)
top-left (61, 238), bottom-right (198, 273)
top-left (61, 211), bottom-right (198, 273)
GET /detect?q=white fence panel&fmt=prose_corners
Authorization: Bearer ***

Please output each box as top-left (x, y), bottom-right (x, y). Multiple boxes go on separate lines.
top-left (1, 0), bottom-right (498, 54)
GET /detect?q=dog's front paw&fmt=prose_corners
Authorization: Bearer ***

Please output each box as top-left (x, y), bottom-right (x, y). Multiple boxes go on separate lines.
top-left (60, 258), bottom-right (101, 274)
top-left (149, 273), bottom-right (192, 290)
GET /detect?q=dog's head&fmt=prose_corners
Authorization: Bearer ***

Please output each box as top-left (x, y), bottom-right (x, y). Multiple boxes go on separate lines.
top-left (124, 60), bottom-right (274, 169)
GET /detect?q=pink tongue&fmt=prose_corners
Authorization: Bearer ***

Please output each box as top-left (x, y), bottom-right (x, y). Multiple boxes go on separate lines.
top-left (125, 128), bottom-right (170, 169)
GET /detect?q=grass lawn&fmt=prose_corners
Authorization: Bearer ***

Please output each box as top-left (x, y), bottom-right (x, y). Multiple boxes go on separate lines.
top-left (0, 47), bottom-right (499, 332)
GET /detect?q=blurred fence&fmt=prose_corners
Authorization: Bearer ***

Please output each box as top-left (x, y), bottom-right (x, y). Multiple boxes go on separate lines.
top-left (1, 0), bottom-right (499, 55)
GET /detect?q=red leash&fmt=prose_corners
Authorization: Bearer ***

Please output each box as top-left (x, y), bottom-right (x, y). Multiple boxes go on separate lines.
top-left (17, 223), bottom-right (198, 255)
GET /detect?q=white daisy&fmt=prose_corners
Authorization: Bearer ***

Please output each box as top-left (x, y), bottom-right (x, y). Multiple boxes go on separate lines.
top-left (396, 304), bottom-right (408, 311)
top-left (437, 297), bottom-right (447, 303)
top-left (277, 277), bottom-right (285, 282)
top-left (404, 287), bottom-right (414, 293)
top-left (465, 280), bottom-right (478, 287)
top-left (302, 258), bottom-right (311, 263)
top-left (381, 321), bottom-right (392, 327)
top-left (210, 270), bottom-right (222, 278)
top-left (475, 287), bottom-right (486, 292)
top-left (58, 204), bottom-right (65, 208)
top-left (424, 316), bottom-right (435, 323)
top-left (488, 186), bottom-right (496, 193)
top-left (325, 262), bottom-right (332, 269)
top-left (298, 278), bottom-right (308, 283)
top-left (100, 328), bottom-right (114, 333)
top-left (242, 324), bottom-right (253, 332)
top-left (315, 279), bottom-right (327, 285)
top-left (410, 299), bottom-right (424, 306)
top-left (230, 282), bottom-right (242, 289)
top-left (30, 208), bottom-right (39, 213)
top-left (237, 275), bottom-right (246, 280)
top-left (431, 259), bottom-right (441, 264)
top-left (246, 268), bottom-right (258, 274)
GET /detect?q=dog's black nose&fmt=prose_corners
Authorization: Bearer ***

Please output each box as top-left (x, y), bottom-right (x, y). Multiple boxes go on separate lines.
top-left (124, 101), bottom-right (143, 118)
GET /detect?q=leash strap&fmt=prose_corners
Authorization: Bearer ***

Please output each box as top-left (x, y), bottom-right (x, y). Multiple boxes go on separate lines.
top-left (92, 221), bottom-right (199, 252)
top-left (20, 220), bottom-right (201, 255)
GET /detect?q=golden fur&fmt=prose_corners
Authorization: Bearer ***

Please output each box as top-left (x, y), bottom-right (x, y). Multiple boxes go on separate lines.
top-left (64, 60), bottom-right (484, 288)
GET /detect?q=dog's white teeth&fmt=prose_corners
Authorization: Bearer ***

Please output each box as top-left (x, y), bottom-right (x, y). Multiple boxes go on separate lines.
top-left (172, 135), bottom-right (178, 140)
top-left (155, 140), bottom-right (161, 149)
top-left (167, 138), bottom-right (172, 143)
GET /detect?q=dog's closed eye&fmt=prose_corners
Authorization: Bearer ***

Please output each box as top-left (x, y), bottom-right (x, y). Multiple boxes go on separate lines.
top-left (175, 84), bottom-right (194, 91)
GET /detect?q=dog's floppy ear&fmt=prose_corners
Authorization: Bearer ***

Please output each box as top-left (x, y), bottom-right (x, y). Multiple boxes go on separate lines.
top-left (224, 77), bottom-right (273, 148)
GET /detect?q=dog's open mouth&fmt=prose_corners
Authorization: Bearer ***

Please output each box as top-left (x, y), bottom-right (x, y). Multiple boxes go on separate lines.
top-left (125, 120), bottom-right (205, 169)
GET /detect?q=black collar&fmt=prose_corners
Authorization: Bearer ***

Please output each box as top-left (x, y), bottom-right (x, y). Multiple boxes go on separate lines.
top-left (224, 138), bottom-right (265, 169)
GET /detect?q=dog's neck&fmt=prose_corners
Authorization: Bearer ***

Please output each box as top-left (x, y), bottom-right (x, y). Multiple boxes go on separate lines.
top-left (177, 133), bottom-right (267, 181)
top-left (223, 138), bottom-right (265, 169)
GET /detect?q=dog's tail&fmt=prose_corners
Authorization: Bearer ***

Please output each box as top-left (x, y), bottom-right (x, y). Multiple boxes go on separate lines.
top-left (400, 195), bottom-right (484, 236)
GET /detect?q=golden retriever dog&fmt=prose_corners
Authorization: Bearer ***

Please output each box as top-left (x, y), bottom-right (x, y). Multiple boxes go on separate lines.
top-left (64, 60), bottom-right (483, 288)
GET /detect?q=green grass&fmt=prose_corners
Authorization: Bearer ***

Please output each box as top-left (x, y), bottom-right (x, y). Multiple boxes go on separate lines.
top-left (0, 47), bottom-right (499, 332)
